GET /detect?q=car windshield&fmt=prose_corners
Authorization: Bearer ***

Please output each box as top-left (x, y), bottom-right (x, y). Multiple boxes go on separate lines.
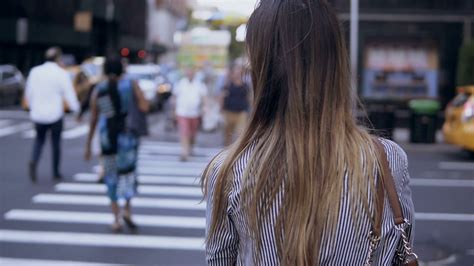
top-left (451, 93), bottom-right (469, 107)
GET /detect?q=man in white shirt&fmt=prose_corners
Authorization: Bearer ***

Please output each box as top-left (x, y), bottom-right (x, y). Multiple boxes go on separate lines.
top-left (172, 67), bottom-right (207, 161)
top-left (24, 47), bottom-right (80, 182)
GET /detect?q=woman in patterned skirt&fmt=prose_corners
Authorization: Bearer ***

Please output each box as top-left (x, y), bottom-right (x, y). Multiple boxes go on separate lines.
top-left (85, 57), bottom-right (149, 232)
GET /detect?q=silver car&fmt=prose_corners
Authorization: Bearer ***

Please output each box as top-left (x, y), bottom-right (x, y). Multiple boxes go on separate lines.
top-left (0, 65), bottom-right (25, 106)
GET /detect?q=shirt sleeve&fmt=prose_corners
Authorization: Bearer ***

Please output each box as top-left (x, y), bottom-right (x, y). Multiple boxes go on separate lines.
top-left (205, 155), bottom-right (239, 266)
top-left (61, 71), bottom-right (80, 113)
top-left (24, 69), bottom-right (35, 104)
top-left (172, 80), bottom-right (183, 96)
top-left (200, 82), bottom-right (208, 97)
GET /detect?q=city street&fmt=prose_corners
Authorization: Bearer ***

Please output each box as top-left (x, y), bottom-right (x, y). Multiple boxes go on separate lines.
top-left (0, 109), bottom-right (473, 265)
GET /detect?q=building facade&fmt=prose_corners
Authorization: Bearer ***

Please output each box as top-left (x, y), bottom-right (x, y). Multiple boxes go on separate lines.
top-left (147, 0), bottom-right (190, 64)
top-left (332, 0), bottom-right (474, 105)
top-left (0, 0), bottom-right (148, 73)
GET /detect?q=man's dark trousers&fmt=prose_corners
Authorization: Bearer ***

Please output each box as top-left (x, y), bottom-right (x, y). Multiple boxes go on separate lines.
top-left (31, 118), bottom-right (63, 178)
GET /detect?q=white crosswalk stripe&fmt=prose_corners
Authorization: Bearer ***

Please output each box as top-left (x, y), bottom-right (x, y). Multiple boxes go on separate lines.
top-left (1, 140), bottom-right (214, 264)
top-left (0, 116), bottom-right (91, 139)
top-left (62, 124), bottom-right (90, 139)
top-left (0, 119), bottom-right (12, 127)
top-left (0, 257), bottom-right (119, 266)
top-left (0, 122), bottom-right (31, 138)
top-left (139, 145), bottom-right (218, 157)
top-left (0, 229), bottom-right (205, 251)
top-left (33, 194), bottom-right (206, 210)
top-left (138, 153), bottom-right (211, 162)
top-left (74, 173), bottom-right (199, 186)
top-left (23, 124), bottom-right (90, 139)
top-left (5, 209), bottom-right (205, 229)
top-left (55, 183), bottom-right (203, 197)
top-left (138, 160), bottom-right (208, 169)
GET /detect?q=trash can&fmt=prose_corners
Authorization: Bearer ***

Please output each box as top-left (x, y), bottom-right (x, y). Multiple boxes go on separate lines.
top-left (367, 103), bottom-right (396, 140)
top-left (408, 99), bottom-right (440, 143)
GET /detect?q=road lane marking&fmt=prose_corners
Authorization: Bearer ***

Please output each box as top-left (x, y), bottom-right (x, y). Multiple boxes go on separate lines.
top-left (4, 209), bottom-right (205, 229)
top-left (0, 110), bottom-right (29, 119)
top-left (439, 162), bottom-right (474, 171)
top-left (74, 173), bottom-right (199, 185)
top-left (92, 165), bottom-right (204, 177)
top-left (416, 212), bottom-right (474, 222)
top-left (138, 166), bottom-right (203, 176)
top-left (139, 146), bottom-right (217, 157)
top-left (141, 139), bottom-right (221, 148)
top-left (0, 257), bottom-right (118, 266)
top-left (410, 178), bottom-right (474, 187)
top-left (0, 230), bottom-right (204, 251)
top-left (0, 119), bottom-right (11, 127)
top-left (138, 154), bottom-right (211, 163)
top-left (62, 125), bottom-right (90, 139)
top-left (22, 129), bottom-right (36, 138)
top-left (138, 160), bottom-right (208, 169)
top-left (55, 183), bottom-right (202, 197)
top-left (24, 125), bottom-right (90, 139)
top-left (140, 142), bottom-right (223, 155)
top-left (32, 194), bottom-right (206, 210)
top-left (0, 122), bottom-right (31, 137)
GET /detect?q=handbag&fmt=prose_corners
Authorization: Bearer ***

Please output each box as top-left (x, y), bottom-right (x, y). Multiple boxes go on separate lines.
top-left (127, 80), bottom-right (149, 137)
top-left (366, 139), bottom-right (419, 266)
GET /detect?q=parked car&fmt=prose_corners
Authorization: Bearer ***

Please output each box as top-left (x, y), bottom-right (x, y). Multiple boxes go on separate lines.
top-left (0, 65), bottom-right (25, 106)
top-left (443, 85), bottom-right (474, 153)
top-left (126, 64), bottom-right (172, 111)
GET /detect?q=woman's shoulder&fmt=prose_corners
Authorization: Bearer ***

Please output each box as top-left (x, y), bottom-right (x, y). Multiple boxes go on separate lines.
top-left (206, 142), bottom-right (256, 185)
top-left (377, 138), bottom-right (409, 168)
top-left (376, 138), bottom-right (411, 192)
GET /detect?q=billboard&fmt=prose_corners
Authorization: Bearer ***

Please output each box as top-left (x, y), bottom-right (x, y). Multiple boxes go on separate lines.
top-left (176, 28), bottom-right (231, 69)
top-left (362, 43), bottom-right (439, 100)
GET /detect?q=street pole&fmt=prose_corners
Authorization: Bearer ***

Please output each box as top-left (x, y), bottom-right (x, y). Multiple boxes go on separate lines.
top-left (350, 0), bottom-right (359, 92)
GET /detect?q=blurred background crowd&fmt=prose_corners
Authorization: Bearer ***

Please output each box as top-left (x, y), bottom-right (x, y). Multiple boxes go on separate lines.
top-left (0, 0), bottom-right (473, 148)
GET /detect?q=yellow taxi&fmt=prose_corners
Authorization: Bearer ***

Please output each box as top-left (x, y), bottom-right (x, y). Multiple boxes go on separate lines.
top-left (443, 85), bottom-right (474, 152)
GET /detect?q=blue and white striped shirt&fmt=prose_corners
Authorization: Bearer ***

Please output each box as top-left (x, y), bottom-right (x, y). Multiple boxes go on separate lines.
top-left (205, 138), bottom-right (415, 265)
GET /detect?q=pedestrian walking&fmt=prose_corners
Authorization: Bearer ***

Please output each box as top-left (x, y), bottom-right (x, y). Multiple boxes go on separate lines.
top-left (84, 57), bottom-right (149, 232)
top-left (220, 63), bottom-right (250, 146)
top-left (24, 47), bottom-right (80, 182)
top-left (202, 1), bottom-right (417, 265)
top-left (172, 67), bottom-right (208, 161)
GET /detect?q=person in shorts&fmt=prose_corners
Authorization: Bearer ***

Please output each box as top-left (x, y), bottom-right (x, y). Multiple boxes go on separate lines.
top-left (172, 68), bottom-right (208, 161)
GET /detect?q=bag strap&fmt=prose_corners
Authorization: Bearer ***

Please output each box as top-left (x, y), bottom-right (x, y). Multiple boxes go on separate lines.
top-left (373, 139), bottom-right (405, 234)
top-left (372, 139), bottom-right (419, 266)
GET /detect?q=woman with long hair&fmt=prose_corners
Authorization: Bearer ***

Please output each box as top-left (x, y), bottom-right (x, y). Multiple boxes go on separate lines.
top-left (202, 0), bottom-right (416, 265)
top-left (85, 57), bottom-right (149, 232)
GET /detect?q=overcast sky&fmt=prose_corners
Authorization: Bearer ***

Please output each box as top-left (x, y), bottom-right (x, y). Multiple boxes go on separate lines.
top-left (196, 0), bottom-right (259, 17)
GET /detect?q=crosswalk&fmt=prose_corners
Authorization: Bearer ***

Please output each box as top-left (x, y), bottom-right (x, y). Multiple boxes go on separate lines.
top-left (0, 115), bottom-right (90, 140)
top-left (0, 140), bottom-right (221, 265)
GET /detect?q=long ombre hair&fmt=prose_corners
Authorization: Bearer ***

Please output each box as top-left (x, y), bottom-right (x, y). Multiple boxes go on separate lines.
top-left (203, 0), bottom-right (381, 264)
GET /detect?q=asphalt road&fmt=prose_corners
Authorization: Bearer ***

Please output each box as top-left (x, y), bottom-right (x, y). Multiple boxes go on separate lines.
top-left (0, 109), bottom-right (473, 265)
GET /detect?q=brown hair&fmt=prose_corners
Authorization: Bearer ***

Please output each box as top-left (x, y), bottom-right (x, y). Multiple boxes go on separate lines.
top-left (203, 0), bottom-right (381, 264)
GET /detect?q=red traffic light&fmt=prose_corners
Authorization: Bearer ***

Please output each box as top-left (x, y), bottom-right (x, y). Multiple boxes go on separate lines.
top-left (138, 50), bottom-right (146, 59)
top-left (120, 48), bottom-right (130, 57)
